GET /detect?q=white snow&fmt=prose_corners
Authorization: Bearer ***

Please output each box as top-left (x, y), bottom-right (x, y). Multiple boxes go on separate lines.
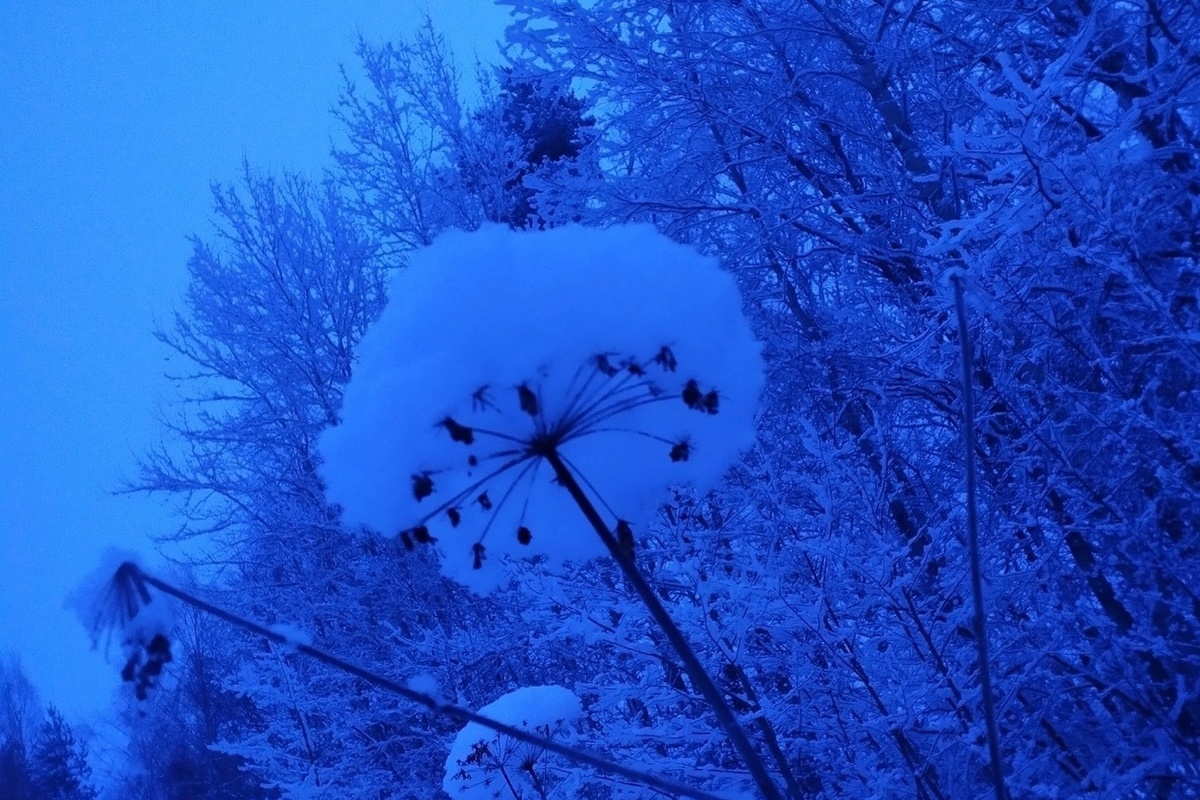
top-left (267, 623), bottom-right (313, 650)
top-left (405, 672), bottom-right (443, 703)
top-left (320, 224), bottom-right (763, 591)
top-left (442, 685), bottom-right (582, 800)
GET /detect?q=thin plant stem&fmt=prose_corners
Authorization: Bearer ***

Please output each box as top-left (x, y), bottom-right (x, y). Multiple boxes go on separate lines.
top-left (540, 450), bottom-right (792, 800)
top-left (115, 563), bottom-right (734, 800)
top-left (951, 274), bottom-right (1007, 800)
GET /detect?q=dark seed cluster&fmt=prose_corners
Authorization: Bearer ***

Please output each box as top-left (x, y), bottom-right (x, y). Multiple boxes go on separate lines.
top-left (121, 633), bottom-right (173, 701)
top-left (441, 417), bottom-right (475, 444)
top-left (681, 379), bottom-right (719, 414)
top-left (518, 383), bottom-right (540, 416)
top-left (412, 472), bottom-right (434, 501)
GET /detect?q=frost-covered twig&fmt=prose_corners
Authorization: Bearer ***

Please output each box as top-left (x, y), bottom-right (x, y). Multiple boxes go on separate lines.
top-left (109, 561), bottom-right (733, 800)
top-left (951, 274), bottom-right (1007, 800)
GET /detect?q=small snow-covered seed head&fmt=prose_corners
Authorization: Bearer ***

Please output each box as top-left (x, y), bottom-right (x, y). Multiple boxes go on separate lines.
top-left (67, 552), bottom-right (178, 701)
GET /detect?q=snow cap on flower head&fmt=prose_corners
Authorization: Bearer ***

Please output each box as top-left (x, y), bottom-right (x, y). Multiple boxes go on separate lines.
top-left (320, 224), bottom-right (763, 591)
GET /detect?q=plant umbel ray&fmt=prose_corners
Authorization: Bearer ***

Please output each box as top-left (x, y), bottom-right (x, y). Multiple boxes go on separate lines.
top-left (538, 446), bottom-right (791, 800)
top-left (110, 561), bottom-right (733, 800)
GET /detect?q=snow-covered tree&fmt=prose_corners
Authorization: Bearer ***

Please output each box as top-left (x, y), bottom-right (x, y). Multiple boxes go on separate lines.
top-left (498, 0), bottom-right (1200, 795)
top-left (105, 2), bottom-right (1200, 798)
top-left (26, 707), bottom-right (97, 800)
top-left (130, 132), bottom-right (594, 796)
top-left (0, 655), bottom-right (40, 799)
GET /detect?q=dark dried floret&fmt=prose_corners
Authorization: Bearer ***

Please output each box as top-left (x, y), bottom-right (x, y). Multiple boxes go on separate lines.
top-left (517, 383), bottom-right (539, 416)
top-left (146, 634), bottom-right (172, 660)
top-left (702, 390), bottom-right (719, 415)
top-left (517, 526), bottom-right (532, 545)
top-left (477, 491), bottom-right (493, 511)
top-left (447, 508), bottom-right (461, 527)
top-left (471, 385), bottom-right (494, 411)
top-left (472, 542), bottom-right (486, 570)
top-left (682, 379), bottom-right (703, 410)
top-left (468, 454), bottom-right (478, 467)
top-left (669, 441), bottom-right (691, 462)
top-left (441, 417), bottom-right (475, 444)
top-left (594, 354), bottom-right (619, 376)
top-left (626, 360), bottom-right (646, 376)
top-left (126, 634), bottom-right (173, 701)
top-left (412, 525), bottom-right (433, 544)
top-left (412, 472), bottom-right (434, 501)
top-left (654, 346), bottom-right (678, 372)
top-left (400, 531), bottom-right (415, 551)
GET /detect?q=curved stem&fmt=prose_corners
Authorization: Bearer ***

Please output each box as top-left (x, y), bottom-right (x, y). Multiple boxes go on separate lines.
top-left (541, 450), bottom-right (790, 800)
top-left (951, 275), bottom-right (1007, 800)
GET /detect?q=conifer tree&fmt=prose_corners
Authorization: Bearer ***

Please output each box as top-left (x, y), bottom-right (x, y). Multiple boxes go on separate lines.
top-left (27, 707), bottom-right (96, 800)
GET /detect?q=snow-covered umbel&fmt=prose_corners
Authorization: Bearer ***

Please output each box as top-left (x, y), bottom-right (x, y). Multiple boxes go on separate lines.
top-left (67, 549), bottom-right (177, 701)
top-left (443, 685), bottom-right (582, 800)
top-left (320, 224), bottom-right (763, 590)
top-left (67, 548), bottom-right (174, 650)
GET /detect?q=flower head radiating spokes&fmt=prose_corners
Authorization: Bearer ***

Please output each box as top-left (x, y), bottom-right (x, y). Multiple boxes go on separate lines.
top-left (391, 345), bottom-right (723, 568)
top-left (66, 549), bottom-right (177, 701)
top-left (320, 224), bottom-right (763, 591)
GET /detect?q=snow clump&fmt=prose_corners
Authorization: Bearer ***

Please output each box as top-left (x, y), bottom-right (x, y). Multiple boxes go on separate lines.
top-left (443, 685), bottom-right (581, 800)
top-left (320, 224), bottom-right (763, 591)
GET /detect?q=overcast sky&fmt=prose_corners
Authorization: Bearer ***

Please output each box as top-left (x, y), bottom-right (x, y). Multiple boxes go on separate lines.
top-left (0, 0), bottom-right (508, 722)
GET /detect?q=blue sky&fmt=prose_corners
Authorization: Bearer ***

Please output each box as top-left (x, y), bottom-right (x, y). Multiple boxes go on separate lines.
top-left (0, 1), bottom-right (507, 721)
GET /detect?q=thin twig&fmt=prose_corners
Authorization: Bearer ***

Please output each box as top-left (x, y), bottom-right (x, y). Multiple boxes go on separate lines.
top-left (951, 275), bottom-right (1007, 800)
top-left (117, 563), bottom-right (733, 800)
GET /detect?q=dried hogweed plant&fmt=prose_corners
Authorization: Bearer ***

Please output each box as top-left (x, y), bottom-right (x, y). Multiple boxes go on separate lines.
top-left (77, 226), bottom-right (775, 800)
top-left (75, 557), bottom-right (729, 800)
top-left (391, 342), bottom-right (786, 800)
top-left (321, 225), bottom-right (781, 799)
